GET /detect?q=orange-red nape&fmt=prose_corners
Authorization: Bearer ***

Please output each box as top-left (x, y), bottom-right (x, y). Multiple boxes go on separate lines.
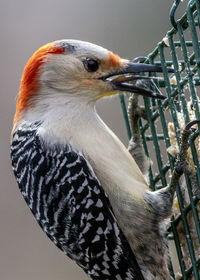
top-left (14, 42), bottom-right (64, 124)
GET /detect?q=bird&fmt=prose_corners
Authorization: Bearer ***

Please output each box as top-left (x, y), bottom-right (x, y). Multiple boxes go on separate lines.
top-left (11, 39), bottom-right (176, 280)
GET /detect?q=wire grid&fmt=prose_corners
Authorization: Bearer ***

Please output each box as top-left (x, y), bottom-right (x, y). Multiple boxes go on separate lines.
top-left (120, 0), bottom-right (200, 279)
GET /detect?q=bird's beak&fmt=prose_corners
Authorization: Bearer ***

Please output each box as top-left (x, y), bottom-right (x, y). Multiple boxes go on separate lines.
top-left (100, 61), bottom-right (174, 99)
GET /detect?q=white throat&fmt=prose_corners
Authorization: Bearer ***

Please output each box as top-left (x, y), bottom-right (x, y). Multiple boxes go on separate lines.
top-left (23, 93), bottom-right (148, 200)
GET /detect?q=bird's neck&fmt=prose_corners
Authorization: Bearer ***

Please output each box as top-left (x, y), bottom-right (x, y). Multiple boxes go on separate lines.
top-left (21, 94), bottom-right (148, 198)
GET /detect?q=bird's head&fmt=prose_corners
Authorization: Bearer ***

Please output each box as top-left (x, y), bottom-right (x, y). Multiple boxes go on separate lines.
top-left (15, 39), bottom-right (172, 124)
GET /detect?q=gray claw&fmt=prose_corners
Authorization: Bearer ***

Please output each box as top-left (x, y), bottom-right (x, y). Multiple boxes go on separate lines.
top-left (131, 57), bottom-right (147, 64)
top-left (184, 120), bottom-right (200, 131)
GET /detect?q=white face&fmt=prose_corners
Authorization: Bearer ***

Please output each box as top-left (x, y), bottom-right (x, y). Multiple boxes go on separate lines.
top-left (15, 39), bottom-right (166, 125)
top-left (38, 40), bottom-right (126, 102)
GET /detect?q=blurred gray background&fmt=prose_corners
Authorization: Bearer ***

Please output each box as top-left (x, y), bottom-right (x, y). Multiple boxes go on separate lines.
top-left (0, 0), bottom-right (183, 279)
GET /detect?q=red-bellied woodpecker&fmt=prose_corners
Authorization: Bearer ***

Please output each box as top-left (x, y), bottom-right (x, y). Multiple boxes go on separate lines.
top-left (11, 40), bottom-right (177, 279)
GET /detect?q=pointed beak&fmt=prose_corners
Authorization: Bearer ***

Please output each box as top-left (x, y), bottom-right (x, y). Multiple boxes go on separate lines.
top-left (100, 61), bottom-right (174, 100)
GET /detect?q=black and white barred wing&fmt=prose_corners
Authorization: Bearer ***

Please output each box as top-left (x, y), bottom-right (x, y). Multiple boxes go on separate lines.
top-left (11, 125), bottom-right (144, 280)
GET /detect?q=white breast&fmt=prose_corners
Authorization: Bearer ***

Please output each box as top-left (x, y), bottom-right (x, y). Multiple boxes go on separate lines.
top-left (34, 99), bottom-right (148, 201)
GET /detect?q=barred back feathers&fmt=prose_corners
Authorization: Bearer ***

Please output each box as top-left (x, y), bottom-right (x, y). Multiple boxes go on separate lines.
top-left (11, 122), bottom-right (144, 280)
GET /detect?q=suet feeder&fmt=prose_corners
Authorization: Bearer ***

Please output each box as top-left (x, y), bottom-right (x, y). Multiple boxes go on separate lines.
top-left (120, 0), bottom-right (200, 278)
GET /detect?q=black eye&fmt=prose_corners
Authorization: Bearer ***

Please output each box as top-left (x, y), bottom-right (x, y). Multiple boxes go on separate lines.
top-left (83, 58), bottom-right (99, 72)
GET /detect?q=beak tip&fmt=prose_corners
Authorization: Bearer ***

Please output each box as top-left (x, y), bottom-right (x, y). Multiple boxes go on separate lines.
top-left (147, 91), bottom-right (167, 100)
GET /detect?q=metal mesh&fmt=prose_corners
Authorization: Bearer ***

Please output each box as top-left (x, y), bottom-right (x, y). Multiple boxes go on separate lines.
top-left (120, 0), bottom-right (200, 278)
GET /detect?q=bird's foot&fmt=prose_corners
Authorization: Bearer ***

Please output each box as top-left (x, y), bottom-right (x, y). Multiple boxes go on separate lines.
top-left (127, 93), bottom-right (157, 135)
top-left (189, 171), bottom-right (200, 199)
top-left (170, 120), bottom-right (200, 194)
top-left (127, 94), bottom-right (151, 176)
top-left (128, 94), bottom-right (146, 136)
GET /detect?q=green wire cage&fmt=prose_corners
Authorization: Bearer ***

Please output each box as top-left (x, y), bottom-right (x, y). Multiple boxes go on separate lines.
top-left (120, 0), bottom-right (200, 279)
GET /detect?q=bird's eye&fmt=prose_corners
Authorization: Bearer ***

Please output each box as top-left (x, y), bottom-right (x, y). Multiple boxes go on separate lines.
top-left (83, 58), bottom-right (99, 72)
